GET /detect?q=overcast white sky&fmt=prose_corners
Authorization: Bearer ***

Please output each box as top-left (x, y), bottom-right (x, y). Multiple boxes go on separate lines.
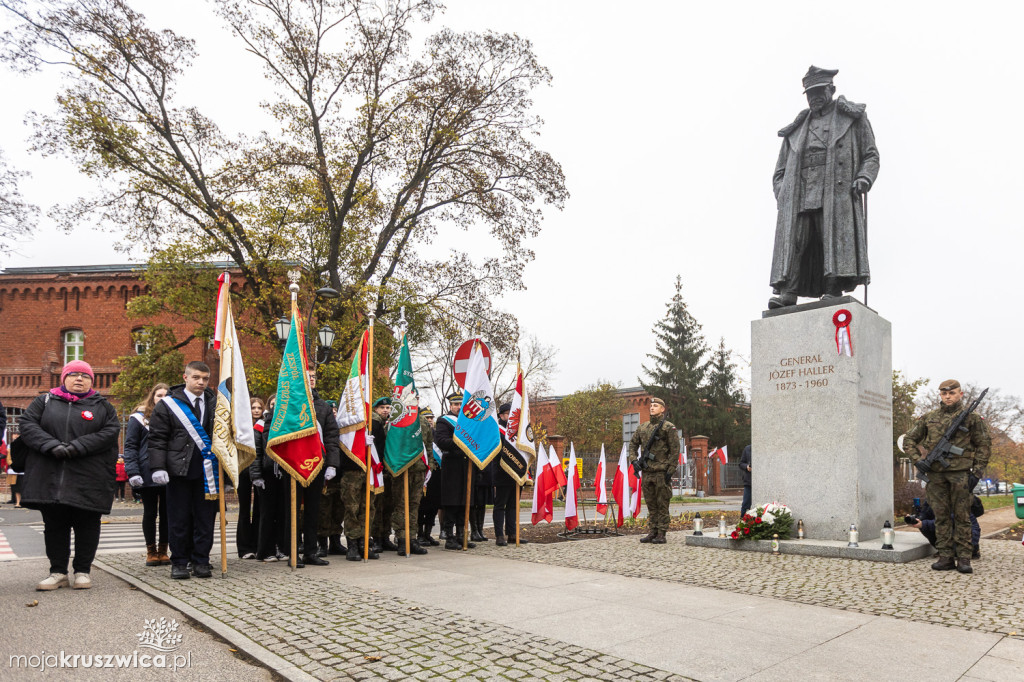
top-left (2, 0), bottom-right (1022, 406)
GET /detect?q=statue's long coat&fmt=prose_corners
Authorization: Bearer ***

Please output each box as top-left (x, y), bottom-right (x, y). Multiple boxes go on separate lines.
top-left (771, 96), bottom-right (880, 293)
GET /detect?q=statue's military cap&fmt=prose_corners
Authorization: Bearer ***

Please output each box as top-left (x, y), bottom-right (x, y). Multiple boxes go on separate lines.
top-left (802, 65), bottom-right (839, 92)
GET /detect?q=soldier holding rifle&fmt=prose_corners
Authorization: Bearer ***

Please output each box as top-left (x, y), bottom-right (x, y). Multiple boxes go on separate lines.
top-left (904, 380), bottom-right (990, 574)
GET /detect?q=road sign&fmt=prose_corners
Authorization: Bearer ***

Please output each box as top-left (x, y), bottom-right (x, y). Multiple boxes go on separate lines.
top-left (453, 338), bottom-right (491, 388)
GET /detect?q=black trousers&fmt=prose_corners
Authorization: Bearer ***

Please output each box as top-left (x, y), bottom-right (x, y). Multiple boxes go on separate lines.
top-left (492, 484), bottom-right (518, 539)
top-left (166, 476), bottom-right (218, 568)
top-left (256, 474), bottom-right (288, 559)
top-left (443, 504), bottom-right (468, 536)
top-left (235, 468), bottom-right (260, 557)
top-left (289, 471), bottom-right (324, 556)
top-left (40, 504), bottom-right (102, 575)
top-left (139, 486), bottom-right (168, 546)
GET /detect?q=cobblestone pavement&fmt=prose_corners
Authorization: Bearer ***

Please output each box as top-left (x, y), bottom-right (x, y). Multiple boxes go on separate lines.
top-left (474, 532), bottom-right (1024, 637)
top-left (98, 552), bottom-right (694, 681)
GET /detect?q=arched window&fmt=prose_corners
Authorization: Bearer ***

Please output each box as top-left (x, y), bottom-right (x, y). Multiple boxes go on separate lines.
top-left (63, 329), bottom-right (85, 364)
top-left (132, 327), bottom-right (149, 355)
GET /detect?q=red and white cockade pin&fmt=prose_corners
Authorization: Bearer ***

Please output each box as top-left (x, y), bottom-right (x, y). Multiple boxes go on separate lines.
top-left (832, 309), bottom-right (853, 357)
top-left (81, 410), bottom-right (94, 421)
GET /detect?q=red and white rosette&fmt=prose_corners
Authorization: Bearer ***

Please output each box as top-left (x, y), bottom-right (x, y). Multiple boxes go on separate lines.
top-left (833, 309), bottom-right (853, 357)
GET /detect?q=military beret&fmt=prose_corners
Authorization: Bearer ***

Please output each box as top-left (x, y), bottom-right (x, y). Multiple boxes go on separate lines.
top-left (498, 403), bottom-right (512, 414)
top-left (938, 379), bottom-right (961, 391)
top-left (325, 400), bottom-right (337, 408)
top-left (373, 397), bottom-right (393, 408)
top-left (802, 65), bottom-right (838, 93)
top-left (446, 392), bottom-right (463, 403)
top-left (650, 397), bottom-right (666, 408)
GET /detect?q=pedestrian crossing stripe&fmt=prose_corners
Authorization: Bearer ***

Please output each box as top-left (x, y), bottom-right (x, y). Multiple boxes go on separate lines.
top-left (0, 529), bottom-right (17, 561)
top-left (28, 522), bottom-right (236, 555)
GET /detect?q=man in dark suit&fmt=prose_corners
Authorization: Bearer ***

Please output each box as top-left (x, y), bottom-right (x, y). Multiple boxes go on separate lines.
top-left (149, 361), bottom-right (219, 579)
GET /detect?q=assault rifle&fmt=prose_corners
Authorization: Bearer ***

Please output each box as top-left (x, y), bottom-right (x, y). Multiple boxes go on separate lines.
top-left (914, 387), bottom-right (988, 482)
top-left (631, 418), bottom-right (666, 479)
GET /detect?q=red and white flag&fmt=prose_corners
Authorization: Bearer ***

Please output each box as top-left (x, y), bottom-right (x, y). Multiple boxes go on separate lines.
top-left (564, 444), bottom-right (581, 530)
top-left (531, 444), bottom-right (556, 525)
top-left (679, 444), bottom-right (687, 466)
top-left (594, 444), bottom-right (608, 515)
top-left (550, 447), bottom-right (567, 489)
top-left (713, 446), bottom-right (729, 465)
top-left (612, 443), bottom-right (641, 527)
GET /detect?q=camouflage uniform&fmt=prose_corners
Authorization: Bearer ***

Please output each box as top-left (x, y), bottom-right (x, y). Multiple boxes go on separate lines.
top-left (339, 468), bottom-right (373, 542)
top-left (369, 412), bottom-right (394, 543)
top-left (390, 458), bottom-right (427, 545)
top-left (318, 475), bottom-right (344, 539)
top-left (628, 414), bottom-right (680, 536)
top-left (904, 400), bottom-right (990, 560)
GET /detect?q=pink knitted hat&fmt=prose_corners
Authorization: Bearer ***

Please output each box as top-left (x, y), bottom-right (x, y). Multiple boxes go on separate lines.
top-left (61, 360), bottom-right (95, 384)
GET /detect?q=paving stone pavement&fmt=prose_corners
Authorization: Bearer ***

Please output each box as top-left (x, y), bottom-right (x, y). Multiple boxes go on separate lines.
top-left (97, 552), bottom-right (695, 681)
top-left (473, 532), bottom-right (1024, 637)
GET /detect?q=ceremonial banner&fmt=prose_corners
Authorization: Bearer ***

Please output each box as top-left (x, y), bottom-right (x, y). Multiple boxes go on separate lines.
top-left (594, 444), bottom-right (608, 515)
top-left (501, 363), bottom-right (534, 484)
top-left (211, 273), bottom-right (256, 487)
top-left (383, 334), bottom-right (423, 476)
top-left (564, 444), bottom-right (581, 530)
top-left (266, 302), bottom-right (323, 486)
top-left (453, 340), bottom-right (501, 470)
top-left (337, 330), bottom-right (370, 468)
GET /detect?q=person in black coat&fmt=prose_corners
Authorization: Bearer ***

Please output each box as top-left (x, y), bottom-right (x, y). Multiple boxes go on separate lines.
top-left (436, 393), bottom-right (479, 550)
top-left (18, 361), bottom-right (121, 590)
top-left (148, 361), bottom-right (219, 580)
top-left (739, 445), bottom-right (752, 518)
top-left (250, 399), bottom-right (289, 563)
top-left (123, 382), bottom-right (171, 566)
top-left (492, 403), bottom-right (526, 547)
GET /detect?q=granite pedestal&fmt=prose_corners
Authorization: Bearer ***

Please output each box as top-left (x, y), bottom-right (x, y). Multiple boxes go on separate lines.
top-left (685, 529), bottom-right (934, 563)
top-left (751, 296), bottom-right (893, 541)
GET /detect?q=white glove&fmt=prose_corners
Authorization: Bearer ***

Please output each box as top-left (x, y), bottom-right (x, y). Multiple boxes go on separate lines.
top-left (252, 478), bottom-right (265, 490)
top-left (365, 434), bottom-right (375, 445)
top-left (151, 470), bottom-right (170, 486)
top-left (128, 476), bottom-right (144, 488)
top-left (325, 466), bottom-right (337, 481)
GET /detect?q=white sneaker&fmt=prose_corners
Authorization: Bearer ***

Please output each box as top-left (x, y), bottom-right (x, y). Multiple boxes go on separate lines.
top-left (72, 572), bottom-right (92, 589)
top-left (36, 573), bottom-right (69, 591)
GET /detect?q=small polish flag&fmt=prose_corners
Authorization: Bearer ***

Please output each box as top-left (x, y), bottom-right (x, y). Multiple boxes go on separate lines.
top-left (714, 446), bottom-right (728, 465)
top-left (564, 445), bottom-right (581, 531)
top-left (594, 444), bottom-right (608, 515)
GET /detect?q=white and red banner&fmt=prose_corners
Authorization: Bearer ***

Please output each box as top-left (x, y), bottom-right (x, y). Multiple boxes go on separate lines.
top-left (679, 443), bottom-right (687, 466)
top-left (612, 442), bottom-right (641, 527)
top-left (530, 443), bottom-right (556, 525)
top-left (713, 446), bottom-right (728, 465)
top-left (594, 444), bottom-right (608, 515)
top-left (564, 444), bottom-right (581, 530)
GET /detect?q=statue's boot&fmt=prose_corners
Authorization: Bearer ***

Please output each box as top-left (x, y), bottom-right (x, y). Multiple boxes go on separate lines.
top-left (768, 292), bottom-right (797, 309)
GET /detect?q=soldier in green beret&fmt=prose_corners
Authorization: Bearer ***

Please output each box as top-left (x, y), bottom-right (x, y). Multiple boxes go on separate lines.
top-left (904, 380), bottom-right (990, 574)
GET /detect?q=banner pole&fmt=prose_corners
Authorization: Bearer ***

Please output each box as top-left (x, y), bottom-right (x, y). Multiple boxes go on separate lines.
top-left (218, 467), bottom-right (228, 577)
top-left (364, 313), bottom-right (375, 561)
top-left (290, 478), bottom-right (297, 571)
top-left (403, 472), bottom-right (410, 557)
top-left (463, 466), bottom-right (472, 551)
top-left (515, 484), bottom-right (521, 547)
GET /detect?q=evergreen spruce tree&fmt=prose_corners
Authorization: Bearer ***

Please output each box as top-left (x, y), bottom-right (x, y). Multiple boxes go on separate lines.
top-left (640, 276), bottom-right (709, 438)
top-left (704, 337), bottom-right (750, 453)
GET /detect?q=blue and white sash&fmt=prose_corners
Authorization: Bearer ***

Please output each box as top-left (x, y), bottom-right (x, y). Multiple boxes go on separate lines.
top-left (161, 395), bottom-right (219, 498)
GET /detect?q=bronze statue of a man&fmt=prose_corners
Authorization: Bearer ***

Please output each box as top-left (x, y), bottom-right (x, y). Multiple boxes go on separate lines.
top-left (769, 66), bottom-right (879, 309)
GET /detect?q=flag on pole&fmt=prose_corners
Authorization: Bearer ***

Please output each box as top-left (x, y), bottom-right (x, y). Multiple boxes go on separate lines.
top-left (680, 443), bottom-right (688, 465)
top-left (210, 273), bottom-right (256, 487)
top-left (383, 334), bottom-right (423, 476)
top-left (454, 340), bottom-right (501, 470)
top-left (594, 444), bottom-right (608, 515)
top-left (266, 300), bottom-right (323, 486)
top-left (551, 448), bottom-right (568, 488)
top-left (612, 442), bottom-right (642, 527)
top-left (564, 444), bottom-right (581, 531)
top-left (714, 446), bottom-right (729, 465)
top-left (336, 330), bottom-right (384, 493)
top-left (531, 443), bottom-right (556, 525)
top-left (500, 363), bottom-right (534, 484)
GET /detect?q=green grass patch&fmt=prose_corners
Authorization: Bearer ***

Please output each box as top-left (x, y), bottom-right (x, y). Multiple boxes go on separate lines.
top-left (978, 494), bottom-right (1015, 510)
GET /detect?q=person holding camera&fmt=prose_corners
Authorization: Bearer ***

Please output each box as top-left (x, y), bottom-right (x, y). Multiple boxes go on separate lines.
top-left (906, 498), bottom-right (982, 560)
top-left (628, 397), bottom-right (680, 545)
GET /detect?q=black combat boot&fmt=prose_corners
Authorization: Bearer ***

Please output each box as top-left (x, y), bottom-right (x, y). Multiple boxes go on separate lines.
top-left (453, 529), bottom-right (476, 550)
top-left (424, 525), bottom-right (440, 546)
top-left (304, 554), bottom-right (329, 566)
top-left (495, 535), bottom-right (508, 547)
top-left (470, 514), bottom-right (487, 542)
top-left (328, 535), bottom-right (346, 555)
top-left (317, 536), bottom-right (329, 558)
top-left (475, 508), bottom-right (489, 541)
top-left (380, 536), bottom-right (399, 552)
top-left (345, 539), bottom-right (362, 562)
top-left (931, 556), bottom-right (956, 571)
top-left (398, 539), bottom-right (428, 556)
top-left (956, 558), bottom-right (973, 574)
top-left (639, 531), bottom-right (657, 543)
top-left (651, 531), bottom-right (667, 544)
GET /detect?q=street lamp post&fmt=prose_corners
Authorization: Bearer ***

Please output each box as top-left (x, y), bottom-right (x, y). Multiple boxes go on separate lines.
top-left (273, 281), bottom-right (340, 367)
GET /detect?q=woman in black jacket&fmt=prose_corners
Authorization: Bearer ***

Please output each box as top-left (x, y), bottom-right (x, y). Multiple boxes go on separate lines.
top-left (18, 361), bottom-right (121, 591)
top-left (123, 382), bottom-right (170, 567)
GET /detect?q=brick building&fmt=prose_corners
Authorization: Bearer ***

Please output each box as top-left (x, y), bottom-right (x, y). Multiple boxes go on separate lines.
top-left (0, 263), bottom-right (258, 424)
top-left (531, 386), bottom-right (744, 494)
